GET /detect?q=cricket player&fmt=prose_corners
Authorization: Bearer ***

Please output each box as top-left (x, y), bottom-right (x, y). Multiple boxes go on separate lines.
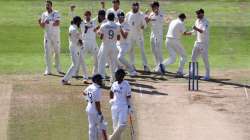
top-left (79, 11), bottom-right (99, 83)
top-left (126, 2), bottom-right (150, 72)
top-left (61, 16), bottom-right (83, 85)
top-left (97, 13), bottom-right (120, 82)
top-left (116, 12), bottom-right (137, 76)
top-left (164, 13), bottom-right (191, 77)
top-left (145, 1), bottom-right (165, 74)
top-left (191, 9), bottom-right (210, 80)
top-left (83, 74), bottom-right (107, 140)
top-left (106, 0), bottom-right (123, 21)
top-left (109, 69), bottom-right (133, 140)
top-left (38, 0), bottom-right (63, 75)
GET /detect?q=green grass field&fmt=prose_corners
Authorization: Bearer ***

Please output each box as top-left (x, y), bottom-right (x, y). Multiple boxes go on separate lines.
top-left (1, 0), bottom-right (250, 140)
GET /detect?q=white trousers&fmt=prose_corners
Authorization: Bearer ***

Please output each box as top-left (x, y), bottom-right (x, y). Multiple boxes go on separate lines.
top-left (76, 41), bottom-right (99, 78)
top-left (117, 43), bottom-right (134, 72)
top-left (150, 35), bottom-right (163, 69)
top-left (44, 36), bottom-right (61, 73)
top-left (110, 105), bottom-right (128, 140)
top-left (164, 38), bottom-right (187, 73)
top-left (191, 42), bottom-right (210, 77)
top-left (98, 43), bottom-right (118, 81)
top-left (63, 46), bottom-right (80, 81)
top-left (129, 35), bottom-right (148, 66)
top-left (87, 112), bottom-right (101, 140)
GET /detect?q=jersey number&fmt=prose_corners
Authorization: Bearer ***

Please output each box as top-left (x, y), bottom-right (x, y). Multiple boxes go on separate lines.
top-left (108, 30), bottom-right (114, 39)
top-left (87, 92), bottom-right (93, 103)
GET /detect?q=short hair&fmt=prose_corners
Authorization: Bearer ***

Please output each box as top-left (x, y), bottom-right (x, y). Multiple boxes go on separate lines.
top-left (150, 1), bottom-right (160, 8)
top-left (92, 74), bottom-right (103, 83)
top-left (98, 9), bottom-right (106, 16)
top-left (72, 16), bottom-right (82, 25)
top-left (46, 0), bottom-right (52, 6)
top-left (107, 13), bottom-right (115, 21)
top-left (112, 0), bottom-right (120, 4)
top-left (178, 13), bottom-right (186, 19)
top-left (115, 69), bottom-right (126, 77)
top-left (117, 12), bottom-right (125, 18)
top-left (84, 10), bottom-right (91, 16)
top-left (132, 2), bottom-right (139, 7)
top-left (196, 8), bottom-right (204, 14)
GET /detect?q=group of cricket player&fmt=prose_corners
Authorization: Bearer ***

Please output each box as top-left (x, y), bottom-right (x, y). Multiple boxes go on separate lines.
top-left (38, 0), bottom-right (210, 139)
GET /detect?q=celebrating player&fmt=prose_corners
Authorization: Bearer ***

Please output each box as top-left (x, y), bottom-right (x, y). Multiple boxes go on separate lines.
top-left (38, 0), bottom-right (63, 75)
top-left (61, 16), bottom-right (83, 85)
top-left (126, 2), bottom-right (150, 72)
top-left (145, 1), bottom-right (165, 74)
top-left (106, 0), bottom-right (123, 21)
top-left (117, 12), bottom-right (137, 76)
top-left (83, 74), bottom-right (107, 140)
top-left (79, 11), bottom-right (99, 83)
top-left (164, 13), bottom-right (191, 77)
top-left (190, 9), bottom-right (210, 80)
top-left (109, 69), bottom-right (133, 140)
top-left (97, 13), bottom-right (120, 82)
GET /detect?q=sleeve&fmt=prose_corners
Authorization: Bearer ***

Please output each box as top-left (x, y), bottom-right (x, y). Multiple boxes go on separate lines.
top-left (80, 22), bottom-right (85, 32)
top-left (99, 24), bottom-right (105, 34)
top-left (201, 20), bottom-right (209, 32)
top-left (40, 13), bottom-right (45, 22)
top-left (126, 82), bottom-right (132, 96)
top-left (125, 12), bottom-right (130, 22)
top-left (53, 11), bottom-right (60, 21)
top-left (84, 87), bottom-right (89, 94)
top-left (125, 23), bottom-right (130, 32)
top-left (180, 23), bottom-right (186, 33)
top-left (95, 89), bottom-right (101, 102)
top-left (141, 13), bottom-right (147, 28)
top-left (110, 83), bottom-right (114, 92)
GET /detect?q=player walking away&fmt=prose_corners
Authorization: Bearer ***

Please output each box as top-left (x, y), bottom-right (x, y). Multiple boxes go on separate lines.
top-left (83, 74), bottom-right (107, 140)
top-left (69, 4), bottom-right (76, 19)
top-left (61, 16), bottom-right (83, 85)
top-left (38, 0), bottom-right (63, 76)
top-left (145, 1), bottom-right (165, 74)
top-left (126, 2), bottom-right (150, 72)
top-left (106, 0), bottom-right (123, 21)
top-left (116, 12), bottom-right (138, 77)
top-left (109, 69), bottom-right (133, 140)
top-left (97, 13), bottom-right (120, 82)
top-left (79, 11), bottom-right (99, 84)
top-left (190, 9), bottom-right (210, 80)
top-left (164, 13), bottom-right (192, 77)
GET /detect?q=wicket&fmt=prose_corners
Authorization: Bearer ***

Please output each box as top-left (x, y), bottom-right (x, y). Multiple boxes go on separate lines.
top-left (188, 62), bottom-right (199, 91)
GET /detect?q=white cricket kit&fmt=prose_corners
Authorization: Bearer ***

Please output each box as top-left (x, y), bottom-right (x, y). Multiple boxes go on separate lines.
top-left (164, 18), bottom-right (187, 74)
top-left (110, 80), bottom-right (132, 140)
top-left (84, 83), bottom-right (102, 140)
top-left (116, 22), bottom-right (134, 73)
top-left (98, 21), bottom-right (120, 81)
top-left (40, 10), bottom-right (61, 74)
top-left (78, 20), bottom-right (99, 79)
top-left (106, 8), bottom-right (123, 21)
top-left (62, 24), bottom-right (82, 82)
top-left (149, 12), bottom-right (164, 70)
top-left (191, 18), bottom-right (210, 77)
top-left (126, 11), bottom-right (148, 66)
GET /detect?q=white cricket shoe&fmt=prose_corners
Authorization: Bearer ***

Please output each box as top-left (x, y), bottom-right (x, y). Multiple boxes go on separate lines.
top-left (130, 71), bottom-right (138, 77)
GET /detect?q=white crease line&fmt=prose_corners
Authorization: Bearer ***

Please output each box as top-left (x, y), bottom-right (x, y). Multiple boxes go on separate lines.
top-left (244, 86), bottom-right (248, 99)
top-left (139, 87), bottom-right (143, 97)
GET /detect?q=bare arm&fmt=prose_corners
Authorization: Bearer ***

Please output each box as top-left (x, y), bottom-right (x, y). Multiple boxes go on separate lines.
top-left (183, 31), bottom-right (192, 36)
top-left (53, 20), bottom-right (60, 26)
top-left (38, 18), bottom-right (45, 28)
top-left (193, 26), bottom-right (204, 33)
top-left (109, 91), bottom-right (114, 99)
top-left (95, 101), bottom-right (102, 115)
top-left (120, 27), bottom-right (128, 39)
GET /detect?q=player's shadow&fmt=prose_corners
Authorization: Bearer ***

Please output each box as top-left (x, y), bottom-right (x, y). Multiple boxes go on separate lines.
top-left (132, 88), bottom-right (168, 96)
top-left (129, 82), bottom-right (156, 89)
top-left (207, 78), bottom-right (250, 89)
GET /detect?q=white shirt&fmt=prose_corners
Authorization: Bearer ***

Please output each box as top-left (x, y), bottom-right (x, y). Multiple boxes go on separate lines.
top-left (69, 24), bottom-right (82, 47)
top-left (84, 83), bottom-right (101, 114)
top-left (126, 11), bottom-right (147, 37)
top-left (166, 18), bottom-right (186, 40)
top-left (80, 19), bottom-right (97, 42)
top-left (149, 11), bottom-right (164, 37)
top-left (111, 80), bottom-right (131, 107)
top-left (116, 21), bottom-right (130, 46)
top-left (106, 8), bottom-right (123, 21)
top-left (99, 21), bottom-right (120, 46)
top-left (41, 10), bottom-right (60, 38)
top-left (195, 18), bottom-right (209, 43)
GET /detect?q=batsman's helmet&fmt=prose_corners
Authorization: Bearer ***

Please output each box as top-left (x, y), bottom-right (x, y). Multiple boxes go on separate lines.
top-left (92, 74), bottom-right (103, 83)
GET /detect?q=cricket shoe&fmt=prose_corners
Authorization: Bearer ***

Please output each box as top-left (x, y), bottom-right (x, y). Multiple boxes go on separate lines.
top-left (175, 71), bottom-right (184, 78)
top-left (201, 76), bottom-right (210, 81)
top-left (61, 80), bottom-right (71, 85)
top-left (44, 71), bottom-right (52, 76)
top-left (129, 71), bottom-right (138, 77)
top-left (58, 71), bottom-right (65, 75)
top-left (143, 65), bottom-right (150, 72)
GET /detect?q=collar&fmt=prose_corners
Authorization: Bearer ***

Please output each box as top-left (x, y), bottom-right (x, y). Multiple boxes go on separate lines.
top-left (93, 83), bottom-right (100, 88)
